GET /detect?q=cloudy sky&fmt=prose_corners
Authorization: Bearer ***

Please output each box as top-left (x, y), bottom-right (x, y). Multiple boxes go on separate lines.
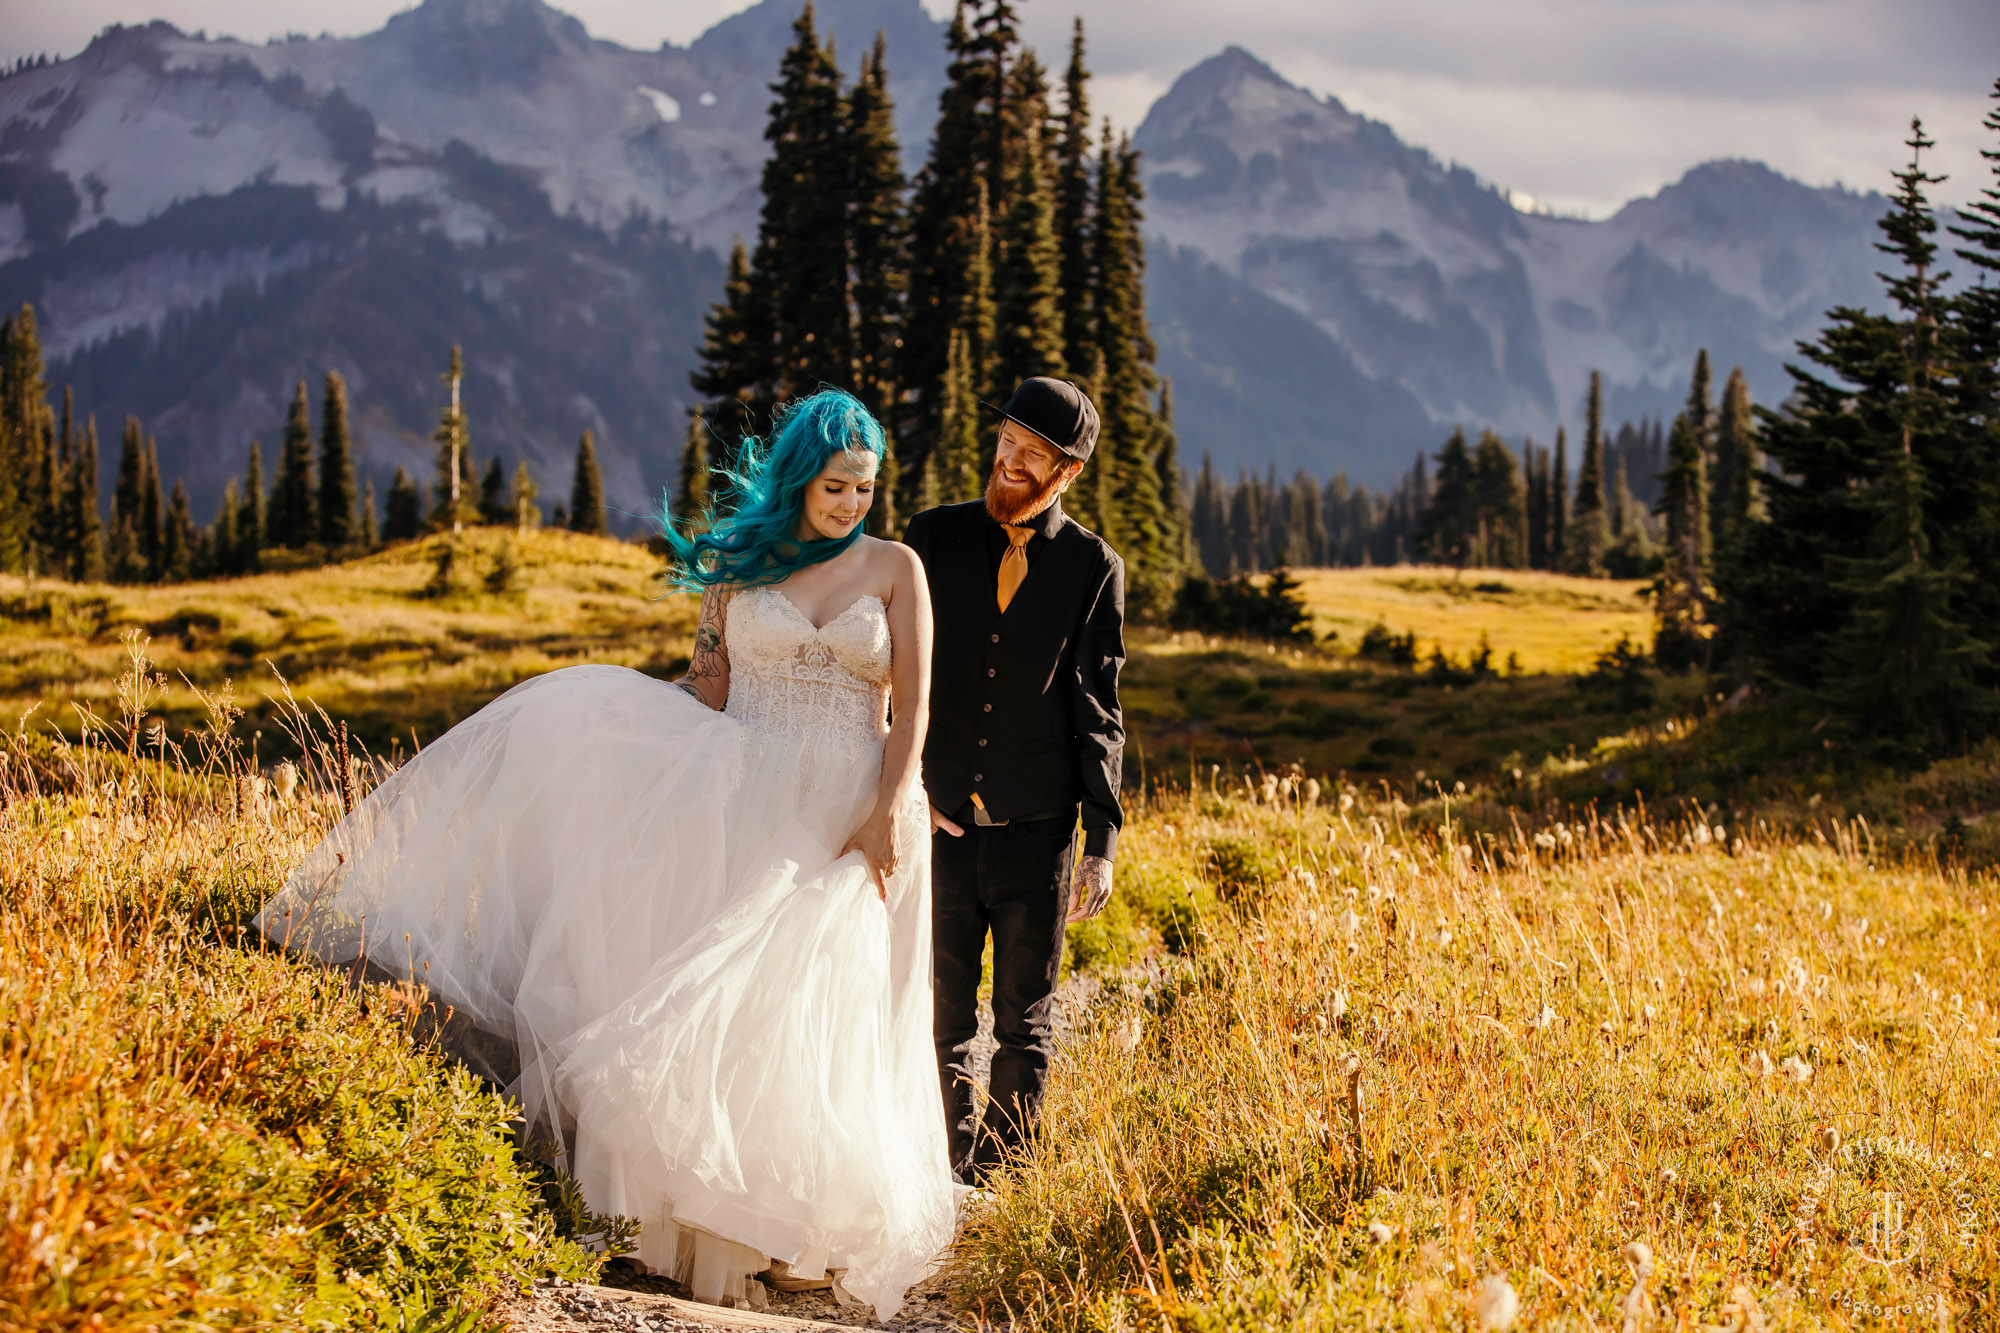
top-left (7, 0), bottom-right (1993, 216)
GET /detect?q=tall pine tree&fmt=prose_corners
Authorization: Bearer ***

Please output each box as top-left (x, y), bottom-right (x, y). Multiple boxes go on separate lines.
top-left (569, 430), bottom-right (607, 535)
top-left (1566, 374), bottom-right (1608, 575)
top-left (690, 239), bottom-right (772, 474)
top-left (1054, 20), bottom-right (1095, 375)
top-left (901, 3), bottom-right (994, 504)
top-left (676, 408), bottom-right (714, 526)
top-left (1824, 120), bottom-right (1989, 747)
top-left (238, 438), bottom-right (266, 571)
top-left (757, 5), bottom-right (852, 398)
top-left (846, 32), bottom-right (906, 530)
top-left (1652, 411), bottom-right (1715, 669)
top-left (271, 380), bottom-right (316, 548)
top-left (317, 371), bottom-right (358, 549)
top-left (993, 54), bottom-right (1065, 386)
top-left (432, 346), bottom-right (474, 533)
top-left (62, 415), bottom-right (103, 582)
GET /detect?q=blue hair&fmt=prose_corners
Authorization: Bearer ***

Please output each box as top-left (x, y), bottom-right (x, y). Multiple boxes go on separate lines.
top-left (660, 388), bottom-right (887, 591)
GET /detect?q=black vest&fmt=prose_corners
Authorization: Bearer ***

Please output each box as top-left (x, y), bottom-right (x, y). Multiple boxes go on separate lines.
top-left (904, 499), bottom-right (1126, 853)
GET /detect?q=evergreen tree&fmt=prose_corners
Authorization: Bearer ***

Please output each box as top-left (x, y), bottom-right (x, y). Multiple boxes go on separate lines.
top-left (271, 380), bottom-right (316, 548)
top-left (1420, 428), bottom-right (1478, 565)
top-left (109, 417), bottom-right (146, 582)
top-left (973, 0), bottom-right (1024, 218)
top-left (509, 461), bottom-right (540, 534)
top-left (1684, 347), bottom-right (1715, 525)
top-left (213, 480), bottom-right (241, 577)
top-left (47, 384), bottom-right (74, 573)
top-left (1939, 77), bottom-right (2000, 663)
top-left (0, 305), bottom-right (51, 572)
top-left (1092, 127), bottom-right (1175, 611)
top-left (846, 33), bottom-right (906, 530)
top-left (360, 477), bottom-right (379, 549)
top-left (676, 408), bottom-right (714, 525)
top-left (569, 430), bottom-right (607, 535)
top-left (1549, 425), bottom-right (1569, 569)
top-left (162, 479), bottom-right (194, 583)
top-left (237, 438), bottom-right (266, 571)
top-left (1191, 451), bottom-right (1228, 575)
top-left (930, 328), bottom-right (985, 504)
top-left (691, 239), bottom-right (773, 475)
top-left (1054, 19), bottom-right (1095, 374)
top-left (317, 371), bottom-right (358, 549)
top-left (1471, 430), bottom-right (1527, 568)
top-left (479, 457), bottom-right (509, 525)
top-left (1566, 375), bottom-right (1608, 575)
top-left (1651, 411), bottom-right (1715, 669)
top-left (994, 58), bottom-right (1065, 385)
top-left (140, 436), bottom-right (164, 579)
top-left (1524, 442), bottom-right (1549, 568)
top-left (1824, 120), bottom-right (1989, 746)
top-left (758, 4), bottom-right (852, 398)
top-left (384, 467), bottom-right (423, 543)
top-left (432, 346), bottom-right (474, 532)
top-left (62, 415), bottom-right (103, 583)
top-left (1725, 118), bottom-right (1992, 744)
top-left (901, 3), bottom-right (992, 500)
top-left (1712, 365), bottom-right (1761, 547)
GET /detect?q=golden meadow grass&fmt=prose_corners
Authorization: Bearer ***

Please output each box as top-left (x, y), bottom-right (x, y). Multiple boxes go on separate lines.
top-left (4, 543), bottom-right (1997, 1329)
top-left (1293, 567), bottom-right (1652, 674)
top-left (0, 640), bottom-right (599, 1331)
top-left (958, 786), bottom-right (2000, 1331)
top-left (0, 528), bottom-right (696, 756)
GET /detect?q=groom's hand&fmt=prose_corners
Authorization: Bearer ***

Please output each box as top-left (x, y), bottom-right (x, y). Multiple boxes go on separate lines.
top-left (929, 803), bottom-right (964, 837)
top-left (1067, 855), bottom-right (1113, 923)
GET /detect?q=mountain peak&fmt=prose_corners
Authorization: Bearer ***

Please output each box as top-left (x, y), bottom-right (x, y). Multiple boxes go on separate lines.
top-left (377, 0), bottom-right (592, 92)
top-left (1138, 44), bottom-right (1362, 155)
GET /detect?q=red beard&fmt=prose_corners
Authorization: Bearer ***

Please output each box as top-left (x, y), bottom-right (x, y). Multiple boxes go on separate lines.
top-left (984, 465), bottom-right (1069, 526)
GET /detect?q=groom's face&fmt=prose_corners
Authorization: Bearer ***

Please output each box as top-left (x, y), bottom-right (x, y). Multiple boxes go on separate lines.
top-left (986, 422), bottom-right (1082, 525)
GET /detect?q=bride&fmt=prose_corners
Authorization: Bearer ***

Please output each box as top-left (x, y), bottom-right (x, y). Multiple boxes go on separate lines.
top-left (256, 389), bottom-right (957, 1318)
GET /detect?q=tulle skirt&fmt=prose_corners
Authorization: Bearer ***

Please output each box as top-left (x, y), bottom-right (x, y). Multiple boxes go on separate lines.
top-left (256, 664), bottom-right (956, 1318)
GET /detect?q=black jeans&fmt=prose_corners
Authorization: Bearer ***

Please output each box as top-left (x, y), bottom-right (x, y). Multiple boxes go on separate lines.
top-left (931, 810), bottom-right (1075, 1181)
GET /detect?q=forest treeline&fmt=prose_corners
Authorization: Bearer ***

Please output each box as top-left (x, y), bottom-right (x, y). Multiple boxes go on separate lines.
top-left (678, 1), bottom-right (1185, 615)
top-left (1188, 407), bottom-right (1678, 578)
top-left (0, 323), bottom-right (613, 580)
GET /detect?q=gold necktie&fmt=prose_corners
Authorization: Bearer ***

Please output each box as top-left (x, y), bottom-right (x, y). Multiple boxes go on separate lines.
top-left (996, 524), bottom-right (1033, 613)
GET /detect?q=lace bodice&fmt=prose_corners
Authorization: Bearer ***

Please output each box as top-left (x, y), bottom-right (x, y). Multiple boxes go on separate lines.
top-left (723, 588), bottom-right (891, 747)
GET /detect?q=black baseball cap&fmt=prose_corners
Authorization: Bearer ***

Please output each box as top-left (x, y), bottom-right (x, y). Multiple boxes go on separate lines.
top-left (983, 377), bottom-right (1100, 462)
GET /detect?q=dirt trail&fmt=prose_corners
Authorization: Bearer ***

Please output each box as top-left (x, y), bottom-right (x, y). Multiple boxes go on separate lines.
top-left (503, 982), bottom-right (1105, 1333)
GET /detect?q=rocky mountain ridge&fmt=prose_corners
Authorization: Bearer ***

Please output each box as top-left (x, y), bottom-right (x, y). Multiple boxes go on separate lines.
top-left (0, 0), bottom-right (1902, 514)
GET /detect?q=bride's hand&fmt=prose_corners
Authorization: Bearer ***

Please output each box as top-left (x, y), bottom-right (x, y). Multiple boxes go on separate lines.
top-left (841, 813), bottom-right (897, 901)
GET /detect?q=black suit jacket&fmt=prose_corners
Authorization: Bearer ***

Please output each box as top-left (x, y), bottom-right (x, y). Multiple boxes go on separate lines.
top-left (903, 499), bottom-right (1125, 859)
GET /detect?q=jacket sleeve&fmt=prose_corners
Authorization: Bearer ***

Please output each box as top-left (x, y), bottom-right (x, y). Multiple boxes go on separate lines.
top-left (1069, 553), bottom-right (1126, 860)
top-left (901, 507), bottom-right (933, 569)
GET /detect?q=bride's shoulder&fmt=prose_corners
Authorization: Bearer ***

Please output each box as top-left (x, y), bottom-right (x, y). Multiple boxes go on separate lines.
top-left (854, 536), bottom-right (925, 596)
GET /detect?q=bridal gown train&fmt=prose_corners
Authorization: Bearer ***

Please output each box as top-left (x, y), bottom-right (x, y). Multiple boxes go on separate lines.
top-left (256, 588), bottom-right (957, 1318)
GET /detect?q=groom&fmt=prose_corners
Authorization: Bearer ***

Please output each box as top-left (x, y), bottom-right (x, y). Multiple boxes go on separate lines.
top-left (903, 376), bottom-right (1125, 1187)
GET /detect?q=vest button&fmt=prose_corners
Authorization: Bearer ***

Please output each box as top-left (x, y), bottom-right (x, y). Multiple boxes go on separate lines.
top-left (983, 703), bottom-right (992, 712)
top-left (986, 668), bottom-right (996, 677)
top-left (973, 773), bottom-right (983, 782)
top-left (978, 738), bottom-right (987, 747)
top-left (990, 633), bottom-right (1000, 643)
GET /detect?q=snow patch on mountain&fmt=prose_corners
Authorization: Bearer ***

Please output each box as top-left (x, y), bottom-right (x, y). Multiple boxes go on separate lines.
top-left (636, 86), bottom-right (680, 123)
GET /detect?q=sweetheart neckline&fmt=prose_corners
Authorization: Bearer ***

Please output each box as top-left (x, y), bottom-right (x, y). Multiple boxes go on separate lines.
top-left (748, 586), bottom-right (885, 635)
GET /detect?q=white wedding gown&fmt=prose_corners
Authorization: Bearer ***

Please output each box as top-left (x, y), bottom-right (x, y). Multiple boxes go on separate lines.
top-left (256, 588), bottom-right (956, 1318)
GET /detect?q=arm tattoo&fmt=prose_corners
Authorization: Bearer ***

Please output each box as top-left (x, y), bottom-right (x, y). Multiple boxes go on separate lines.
top-left (684, 588), bottom-right (729, 683)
